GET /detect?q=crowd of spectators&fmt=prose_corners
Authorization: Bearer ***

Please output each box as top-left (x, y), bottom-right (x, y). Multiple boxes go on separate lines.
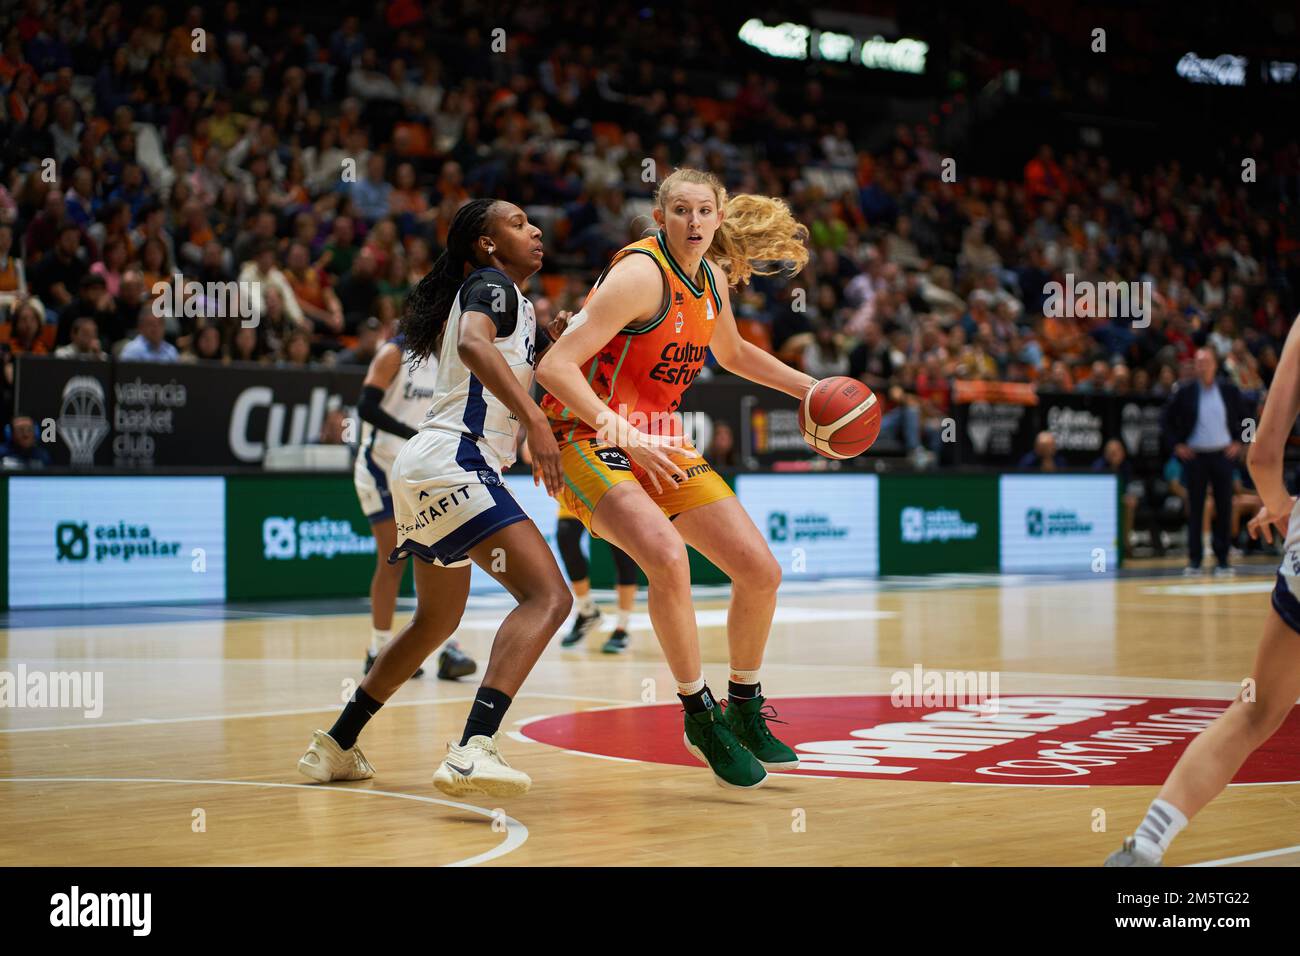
top-left (1, 0), bottom-right (1297, 470)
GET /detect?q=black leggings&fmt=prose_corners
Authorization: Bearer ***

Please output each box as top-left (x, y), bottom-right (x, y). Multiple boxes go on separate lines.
top-left (557, 517), bottom-right (638, 585)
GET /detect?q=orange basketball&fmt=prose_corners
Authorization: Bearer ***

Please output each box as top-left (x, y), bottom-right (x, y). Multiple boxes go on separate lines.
top-left (799, 376), bottom-right (882, 459)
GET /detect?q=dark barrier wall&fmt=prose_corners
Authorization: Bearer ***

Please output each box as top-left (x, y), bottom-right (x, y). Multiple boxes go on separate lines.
top-left (956, 390), bottom-right (1167, 470)
top-left (18, 355), bottom-right (1174, 473)
top-left (19, 357), bottom-right (813, 470)
top-left (17, 355), bottom-right (367, 469)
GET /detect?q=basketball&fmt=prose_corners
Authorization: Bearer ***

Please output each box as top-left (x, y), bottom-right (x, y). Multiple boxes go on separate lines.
top-left (799, 377), bottom-right (882, 459)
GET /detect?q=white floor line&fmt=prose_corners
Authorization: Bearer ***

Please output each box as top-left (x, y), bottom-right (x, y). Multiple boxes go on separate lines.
top-left (560, 750), bottom-right (640, 763)
top-left (1186, 843), bottom-right (1300, 867)
top-left (0, 692), bottom-right (632, 735)
top-left (516, 692), bottom-right (632, 705)
top-left (949, 782), bottom-right (1091, 788)
top-left (511, 713), bottom-right (556, 728)
top-left (0, 776), bottom-right (526, 867)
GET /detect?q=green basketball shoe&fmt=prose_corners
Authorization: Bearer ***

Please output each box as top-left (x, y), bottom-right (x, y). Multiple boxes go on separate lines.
top-left (723, 694), bottom-right (800, 770)
top-left (682, 706), bottom-right (767, 789)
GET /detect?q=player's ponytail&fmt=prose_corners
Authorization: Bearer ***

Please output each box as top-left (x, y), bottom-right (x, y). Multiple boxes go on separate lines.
top-left (401, 198), bottom-right (498, 362)
top-left (655, 168), bottom-right (810, 287)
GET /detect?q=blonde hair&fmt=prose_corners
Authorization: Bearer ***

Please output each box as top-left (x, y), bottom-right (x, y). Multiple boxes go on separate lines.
top-left (654, 168), bottom-right (809, 286)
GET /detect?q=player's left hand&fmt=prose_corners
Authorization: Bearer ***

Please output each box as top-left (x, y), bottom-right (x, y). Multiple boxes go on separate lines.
top-left (1248, 497), bottom-right (1295, 544)
top-left (546, 311), bottom-right (572, 340)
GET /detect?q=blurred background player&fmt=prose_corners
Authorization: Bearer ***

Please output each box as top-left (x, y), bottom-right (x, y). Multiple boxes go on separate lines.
top-left (354, 328), bottom-right (476, 680)
top-left (557, 498), bottom-right (638, 653)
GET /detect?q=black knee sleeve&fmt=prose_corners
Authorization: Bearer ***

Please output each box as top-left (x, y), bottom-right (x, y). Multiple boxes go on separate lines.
top-left (556, 517), bottom-right (588, 581)
top-left (611, 544), bottom-right (639, 586)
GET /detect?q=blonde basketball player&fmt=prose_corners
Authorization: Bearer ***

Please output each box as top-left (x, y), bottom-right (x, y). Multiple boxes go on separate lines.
top-left (353, 336), bottom-right (476, 680)
top-left (299, 199), bottom-right (572, 798)
top-left (537, 168), bottom-right (814, 789)
top-left (1106, 312), bottom-right (1300, 865)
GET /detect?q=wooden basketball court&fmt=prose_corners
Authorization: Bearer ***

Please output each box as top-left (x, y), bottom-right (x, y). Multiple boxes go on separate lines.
top-left (3, 567), bottom-right (1298, 867)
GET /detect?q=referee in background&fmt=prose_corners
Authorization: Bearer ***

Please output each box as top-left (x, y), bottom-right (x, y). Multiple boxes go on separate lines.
top-left (1161, 348), bottom-right (1249, 576)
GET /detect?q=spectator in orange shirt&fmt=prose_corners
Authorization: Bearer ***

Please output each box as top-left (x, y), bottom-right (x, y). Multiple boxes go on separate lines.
top-left (284, 242), bottom-right (344, 336)
top-left (1024, 144), bottom-right (1065, 200)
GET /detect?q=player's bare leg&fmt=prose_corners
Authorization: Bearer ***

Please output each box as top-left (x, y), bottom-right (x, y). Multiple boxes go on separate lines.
top-left (592, 483), bottom-right (765, 788)
top-left (674, 497), bottom-right (798, 770)
top-left (1106, 609), bottom-right (1300, 864)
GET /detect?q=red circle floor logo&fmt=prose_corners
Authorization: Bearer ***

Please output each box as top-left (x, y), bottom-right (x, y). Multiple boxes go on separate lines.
top-left (521, 695), bottom-right (1300, 786)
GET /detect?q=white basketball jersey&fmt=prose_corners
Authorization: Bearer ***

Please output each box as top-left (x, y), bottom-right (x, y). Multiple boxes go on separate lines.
top-left (359, 341), bottom-right (439, 470)
top-left (419, 268), bottom-right (537, 470)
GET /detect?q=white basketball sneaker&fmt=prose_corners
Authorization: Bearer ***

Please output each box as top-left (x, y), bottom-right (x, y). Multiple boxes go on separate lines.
top-left (296, 730), bottom-right (376, 782)
top-left (432, 733), bottom-right (531, 797)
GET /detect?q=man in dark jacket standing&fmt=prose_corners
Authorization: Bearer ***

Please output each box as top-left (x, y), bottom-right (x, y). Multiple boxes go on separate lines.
top-left (1161, 348), bottom-right (1250, 575)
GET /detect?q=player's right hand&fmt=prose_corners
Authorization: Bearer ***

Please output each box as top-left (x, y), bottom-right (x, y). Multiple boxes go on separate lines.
top-left (625, 430), bottom-right (700, 495)
top-left (528, 422), bottom-right (564, 497)
top-left (1248, 496), bottom-right (1295, 544)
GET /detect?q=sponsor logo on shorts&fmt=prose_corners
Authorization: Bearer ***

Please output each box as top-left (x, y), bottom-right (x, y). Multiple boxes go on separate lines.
top-left (675, 462), bottom-right (714, 482)
top-left (596, 447), bottom-right (632, 472)
top-left (399, 485), bottom-right (475, 536)
top-left (520, 695), bottom-right (1300, 785)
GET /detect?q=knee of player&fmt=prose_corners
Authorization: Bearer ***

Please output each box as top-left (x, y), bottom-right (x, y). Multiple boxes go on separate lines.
top-left (1239, 693), bottom-right (1290, 741)
top-left (539, 583), bottom-right (574, 627)
top-left (642, 537), bottom-right (690, 582)
top-left (746, 551), bottom-right (782, 593)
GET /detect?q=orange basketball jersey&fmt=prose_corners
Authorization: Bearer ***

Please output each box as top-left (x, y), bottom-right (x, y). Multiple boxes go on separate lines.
top-left (543, 230), bottom-right (724, 443)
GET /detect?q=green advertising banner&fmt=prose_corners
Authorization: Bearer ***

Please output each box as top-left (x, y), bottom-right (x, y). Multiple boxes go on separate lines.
top-left (225, 475), bottom-right (411, 601)
top-left (879, 474), bottom-right (999, 575)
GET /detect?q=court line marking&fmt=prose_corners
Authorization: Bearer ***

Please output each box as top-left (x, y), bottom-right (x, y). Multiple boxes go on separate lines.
top-left (0, 693), bottom-right (631, 735)
top-left (561, 750), bottom-right (639, 763)
top-left (0, 777), bottom-right (527, 867)
top-left (1187, 844), bottom-right (1300, 867)
top-left (950, 782), bottom-right (1091, 788)
top-left (0, 658), bottom-right (1262, 692)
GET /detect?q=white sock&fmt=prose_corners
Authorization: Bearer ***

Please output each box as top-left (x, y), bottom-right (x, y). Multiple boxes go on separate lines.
top-left (370, 629), bottom-right (393, 655)
top-left (728, 667), bottom-right (761, 699)
top-left (616, 609), bottom-right (630, 631)
top-left (1132, 799), bottom-right (1188, 861)
top-left (578, 594), bottom-right (596, 615)
top-left (676, 674), bottom-right (706, 697)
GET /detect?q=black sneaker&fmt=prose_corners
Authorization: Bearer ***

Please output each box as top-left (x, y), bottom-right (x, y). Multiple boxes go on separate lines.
top-left (436, 643), bottom-right (477, 681)
top-left (561, 607), bottom-right (602, 647)
top-left (364, 650), bottom-right (424, 679)
top-left (601, 628), bottom-right (630, 653)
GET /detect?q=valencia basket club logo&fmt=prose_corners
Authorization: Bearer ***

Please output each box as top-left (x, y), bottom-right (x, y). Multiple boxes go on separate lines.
top-left (521, 695), bottom-right (1300, 786)
top-left (57, 376), bottom-right (110, 467)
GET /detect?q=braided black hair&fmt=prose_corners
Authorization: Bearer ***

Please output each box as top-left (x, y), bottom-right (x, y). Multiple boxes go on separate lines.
top-left (401, 198), bottom-right (498, 363)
